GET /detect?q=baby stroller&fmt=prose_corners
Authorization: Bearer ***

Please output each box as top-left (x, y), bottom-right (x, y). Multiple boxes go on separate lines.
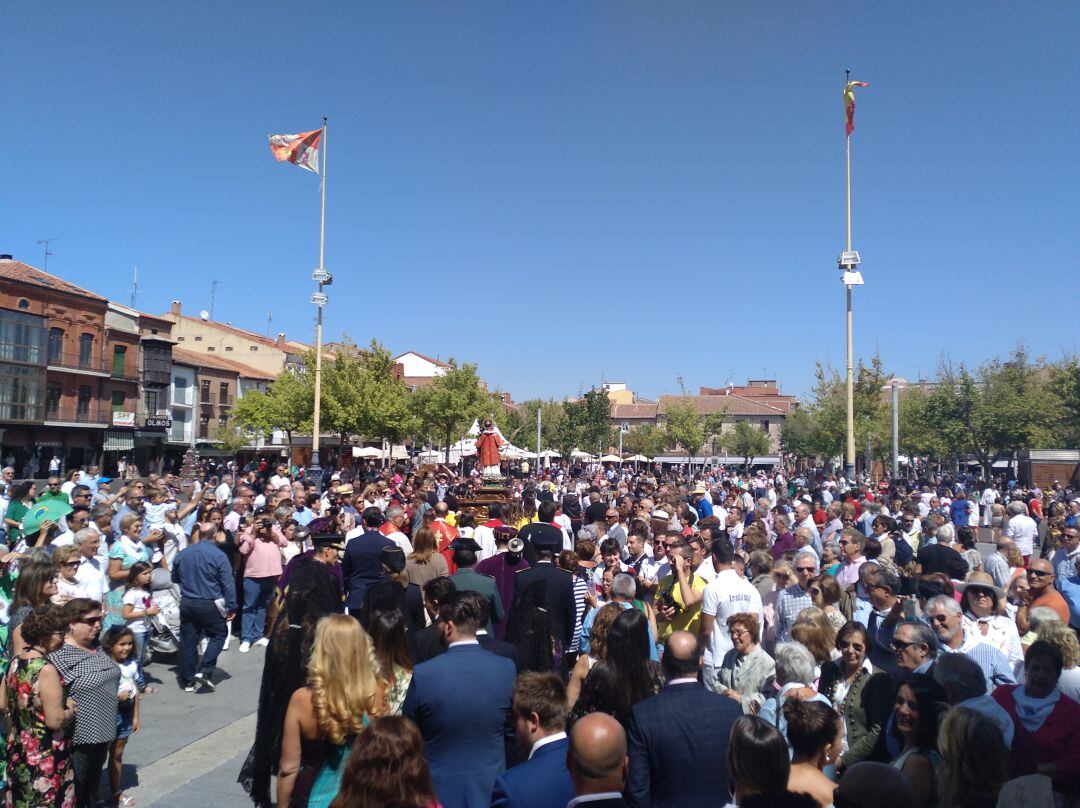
top-left (147, 566), bottom-right (182, 659)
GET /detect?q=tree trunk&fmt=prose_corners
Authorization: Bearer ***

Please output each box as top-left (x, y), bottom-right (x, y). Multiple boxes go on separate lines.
top-left (445, 427), bottom-right (452, 465)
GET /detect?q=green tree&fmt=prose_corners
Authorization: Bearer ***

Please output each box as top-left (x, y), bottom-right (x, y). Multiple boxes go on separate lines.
top-left (1049, 356), bottom-right (1080, 448)
top-left (722, 420), bottom-right (772, 469)
top-left (580, 388), bottom-right (613, 455)
top-left (622, 423), bottom-right (667, 459)
top-left (661, 397), bottom-right (705, 466)
top-left (497, 399), bottom-right (566, 454)
top-left (319, 345), bottom-right (365, 450)
top-left (211, 416), bottom-right (249, 470)
top-left (779, 408), bottom-right (817, 462)
top-left (411, 361), bottom-right (494, 462)
top-left (553, 399), bottom-right (587, 459)
top-left (233, 368), bottom-right (313, 460)
top-left (352, 340), bottom-right (416, 445)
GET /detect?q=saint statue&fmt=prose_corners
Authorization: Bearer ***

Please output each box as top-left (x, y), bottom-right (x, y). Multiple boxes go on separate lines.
top-left (474, 419), bottom-right (505, 478)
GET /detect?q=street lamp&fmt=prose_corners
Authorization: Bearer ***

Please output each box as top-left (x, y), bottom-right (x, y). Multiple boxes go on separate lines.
top-left (307, 268), bottom-right (331, 491)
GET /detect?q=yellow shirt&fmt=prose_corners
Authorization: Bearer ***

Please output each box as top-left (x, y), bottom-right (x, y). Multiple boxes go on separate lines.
top-left (446, 511), bottom-right (457, 527)
top-left (655, 572), bottom-right (707, 639)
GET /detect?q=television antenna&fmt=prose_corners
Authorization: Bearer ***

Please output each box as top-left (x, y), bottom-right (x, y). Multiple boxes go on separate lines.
top-left (37, 237), bottom-right (59, 271)
top-left (131, 265), bottom-right (138, 308)
top-left (209, 280), bottom-right (220, 320)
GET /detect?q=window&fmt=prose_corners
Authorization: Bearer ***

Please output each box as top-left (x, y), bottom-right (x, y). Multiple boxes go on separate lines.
top-left (17, 299), bottom-right (29, 309)
top-left (144, 389), bottom-right (159, 416)
top-left (761, 420), bottom-right (769, 432)
top-left (224, 346), bottom-right (233, 352)
top-left (249, 346), bottom-right (258, 351)
top-left (218, 415), bottom-right (228, 429)
top-left (198, 414), bottom-right (210, 438)
top-left (112, 345), bottom-right (127, 377)
top-left (110, 390), bottom-right (125, 413)
top-left (200, 379), bottom-right (211, 404)
top-left (0, 308), bottom-right (46, 364)
top-left (142, 343), bottom-right (172, 386)
top-left (48, 328), bottom-right (63, 363)
top-left (176, 336), bottom-right (185, 341)
top-left (77, 385), bottom-right (92, 417)
top-left (45, 383), bottom-right (60, 418)
top-left (219, 382), bottom-right (229, 405)
top-left (78, 334), bottom-right (94, 368)
top-left (194, 336), bottom-right (202, 342)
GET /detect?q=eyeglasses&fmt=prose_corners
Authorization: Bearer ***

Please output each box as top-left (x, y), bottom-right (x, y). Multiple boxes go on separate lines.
top-left (968, 589), bottom-right (993, 598)
top-left (47, 483), bottom-right (60, 487)
top-left (77, 615), bottom-right (103, 625)
top-left (837, 640), bottom-right (865, 652)
top-left (928, 613), bottom-right (951, 624)
top-left (890, 639), bottom-right (920, 652)
top-left (795, 566), bottom-right (816, 573)
top-left (838, 539), bottom-right (851, 546)
top-left (60, 561), bottom-right (81, 568)
top-left (728, 628), bottom-right (750, 638)
top-left (809, 587), bottom-right (821, 595)
top-left (1027, 569), bottom-right (1052, 578)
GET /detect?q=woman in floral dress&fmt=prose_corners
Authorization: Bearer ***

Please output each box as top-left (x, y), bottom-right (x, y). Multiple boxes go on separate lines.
top-left (2, 605), bottom-right (77, 808)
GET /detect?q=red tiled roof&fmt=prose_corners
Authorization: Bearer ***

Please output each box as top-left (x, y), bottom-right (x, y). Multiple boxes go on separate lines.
top-left (611, 402), bottom-right (659, 419)
top-left (0, 259), bottom-right (107, 302)
top-left (172, 347), bottom-right (275, 380)
top-left (658, 394), bottom-right (786, 417)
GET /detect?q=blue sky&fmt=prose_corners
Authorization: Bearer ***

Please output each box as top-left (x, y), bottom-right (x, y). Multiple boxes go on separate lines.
top-left (4, 3), bottom-right (1078, 402)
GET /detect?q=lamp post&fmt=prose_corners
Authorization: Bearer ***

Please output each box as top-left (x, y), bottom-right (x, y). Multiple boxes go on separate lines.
top-left (307, 118), bottom-right (330, 492)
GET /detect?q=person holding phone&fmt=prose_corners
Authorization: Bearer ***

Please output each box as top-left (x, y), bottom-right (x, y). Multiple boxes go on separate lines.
top-left (236, 509), bottom-right (290, 653)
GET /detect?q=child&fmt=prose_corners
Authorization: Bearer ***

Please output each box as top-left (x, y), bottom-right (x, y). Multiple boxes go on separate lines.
top-left (52, 545), bottom-right (84, 605)
top-left (121, 562), bottom-right (159, 666)
top-left (102, 626), bottom-right (140, 807)
top-left (141, 486), bottom-right (171, 533)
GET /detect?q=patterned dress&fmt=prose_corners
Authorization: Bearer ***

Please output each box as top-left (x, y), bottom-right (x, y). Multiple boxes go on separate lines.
top-left (5, 655), bottom-right (76, 808)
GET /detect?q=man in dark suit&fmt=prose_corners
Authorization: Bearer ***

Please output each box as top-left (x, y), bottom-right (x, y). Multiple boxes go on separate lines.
top-left (341, 506), bottom-right (395, 610)
top-left (475, 596), bottom-right (521, 672)
top-left (567, 713), bottom-right (629, 808)
top-left (408, 576), bottom-right (457, 664)
top-left (402, 590), bottom-right (516, 808)
top-left (509, 524), bottom-right (576, 650)
top-left (490, 671), bottom-right (574, 808)
top-left (449, 537), bottom-right (504, 632)
top-left (625, 631), bottom-right (741, 807)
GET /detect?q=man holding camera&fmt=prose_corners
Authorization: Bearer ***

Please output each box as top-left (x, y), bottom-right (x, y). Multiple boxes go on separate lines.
top-left (236, 508), bottom-right (290, 653)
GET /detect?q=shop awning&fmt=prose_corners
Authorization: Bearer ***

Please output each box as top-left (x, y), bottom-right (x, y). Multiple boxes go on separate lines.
top-left (103, 431), bottom-right (135, 451)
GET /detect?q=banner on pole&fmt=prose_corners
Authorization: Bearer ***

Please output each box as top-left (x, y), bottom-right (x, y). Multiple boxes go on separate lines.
top-left (268, 128), bottom-right (323, 174)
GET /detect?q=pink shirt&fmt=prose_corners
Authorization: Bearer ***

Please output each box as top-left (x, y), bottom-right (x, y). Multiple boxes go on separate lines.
top-left (834, 555), bottom-right (865, 587)
top-left (238, 525), bottom-right (288, 579)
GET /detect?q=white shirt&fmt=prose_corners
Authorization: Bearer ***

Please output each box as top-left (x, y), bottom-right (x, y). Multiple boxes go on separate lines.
top-left (472, 524), bottom-right (499, 562)
top-left (383, 529), bottom-right (413, 554)
top-left (74, 556), bottom-right (106, 602)
top-left (1004, 514), bottom-right (1037, 556)
top-left (215, 482), bottom-right (231, 504)
top-left (695, 558), bottom-right (718, 585)
top-left (269, 474), bottom-right (290, 491)
top-left (701, 568), bottom-right (763, 666)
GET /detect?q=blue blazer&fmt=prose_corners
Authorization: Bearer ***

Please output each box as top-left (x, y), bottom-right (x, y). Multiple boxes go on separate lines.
top-left (340, 529), bottom-right (395, 609)
top-left (402, 643), bottom-right (516, 808)
top-left (625, 682), bottom-right (741, 808)
top-left (490, 736), bottom-right (574, 808)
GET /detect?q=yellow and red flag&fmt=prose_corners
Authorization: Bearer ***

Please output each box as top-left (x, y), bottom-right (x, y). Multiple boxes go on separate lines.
top-left (843, 81), bottom-right (869, 136)
top-left (268, 128), bottom-right (323, 174)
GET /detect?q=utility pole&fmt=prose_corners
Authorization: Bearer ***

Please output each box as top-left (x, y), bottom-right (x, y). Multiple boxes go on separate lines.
top-left (130, 265), bottom-right (138, 308)
top-left (37, 238), bottom-right (59, 271)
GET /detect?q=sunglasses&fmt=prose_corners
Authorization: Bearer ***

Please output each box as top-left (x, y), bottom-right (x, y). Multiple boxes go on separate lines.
top-left (1027, 569), bottom-right (1051, 578)
top-left (838, 540), bottom-right (851, 546)
top-left (890, 639), bottom-right (921, 652)
top-left (77, 616), bottom-right (103, 625)
top-left (795, 567), bottom-right (816, 573)
top-left (838, 640), bottom-right (865, 652)
top-left (60, 561), bottom-right (80, 568)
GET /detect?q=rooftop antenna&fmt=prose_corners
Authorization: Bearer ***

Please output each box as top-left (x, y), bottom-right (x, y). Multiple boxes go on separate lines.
top-left (130, 265), bottom-right (138, 308)
top-left (209, 280), bottom-right (220, 320)
top-left (266, 309), bottom-right (273, 337)
top-left (37, 237), bottom-right (59, 271)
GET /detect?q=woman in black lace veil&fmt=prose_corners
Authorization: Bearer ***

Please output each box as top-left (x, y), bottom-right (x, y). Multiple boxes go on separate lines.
top-left (238, 556), bottom-right (343, 806)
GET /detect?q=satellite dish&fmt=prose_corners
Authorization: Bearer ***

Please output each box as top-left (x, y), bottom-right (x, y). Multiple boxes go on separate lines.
top-left (199, 310), bottom-right (210, 321)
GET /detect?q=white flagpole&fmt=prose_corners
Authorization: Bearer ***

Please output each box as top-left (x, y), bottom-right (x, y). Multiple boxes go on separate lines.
top-left (310, 117), bottom-right (328, 488)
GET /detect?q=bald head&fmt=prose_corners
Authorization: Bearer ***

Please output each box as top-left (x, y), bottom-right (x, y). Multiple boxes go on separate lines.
top-left (660, 631), bottom-right (702, 680)
top-left (567, 713), bottom-right (627, 796)
top-left (434, 501), bottom-right (449, 518)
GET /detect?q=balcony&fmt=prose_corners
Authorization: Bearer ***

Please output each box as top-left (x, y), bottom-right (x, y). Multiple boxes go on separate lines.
top-left (46, 352), bottom-right (109, 378)
top-left (218, 395), bottom-right (234, 407)
top-left (43, 402), bottom-right (111, 427)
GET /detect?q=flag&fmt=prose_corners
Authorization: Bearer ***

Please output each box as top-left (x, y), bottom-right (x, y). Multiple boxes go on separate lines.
top-left (268, 128), bottom-right (323, 174)
top-left (843, 80), bottom-right (869, 136)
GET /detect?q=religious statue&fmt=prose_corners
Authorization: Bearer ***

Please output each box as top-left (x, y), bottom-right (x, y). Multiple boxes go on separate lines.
top-left (474, 419), bottom-right (505, 478)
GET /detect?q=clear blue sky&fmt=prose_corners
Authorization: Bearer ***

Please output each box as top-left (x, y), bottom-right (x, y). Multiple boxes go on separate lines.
top-left (4, 3), bottom-right (1078, 402)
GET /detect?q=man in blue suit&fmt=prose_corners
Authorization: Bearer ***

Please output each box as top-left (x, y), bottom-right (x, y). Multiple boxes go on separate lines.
top-left (625, 631), bottom-right (741, 808)
top-left (402, 590), bottom-right (516, 808)
top-left (341, 506), bottom-right (394, 610)
top-left (567, 713), bottom-right (629, 808)
top-left (491, 671), bottom-right (575, 808)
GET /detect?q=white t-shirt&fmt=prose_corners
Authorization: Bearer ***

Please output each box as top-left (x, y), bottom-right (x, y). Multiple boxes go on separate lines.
top-left (1005, 514), bottom-right (1037, 557)
top-left (701, 569), bottom-right (763, 666)
top-left (122, 587), bottom-right (153, 634)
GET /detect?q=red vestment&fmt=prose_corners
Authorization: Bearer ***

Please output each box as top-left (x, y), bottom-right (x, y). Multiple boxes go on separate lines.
top-left (475, 429), bottom-right (504, 467)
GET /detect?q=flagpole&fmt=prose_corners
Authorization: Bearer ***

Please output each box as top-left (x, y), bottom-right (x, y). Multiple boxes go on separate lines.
top-left (841, 68), bottom-right (857, 483)
top-left (309, 117), bottom-right (329, 490)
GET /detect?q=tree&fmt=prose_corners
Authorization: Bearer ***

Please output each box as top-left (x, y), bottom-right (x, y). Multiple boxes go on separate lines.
top-left (352, 340), bottom-right (416, 445)
top-left (722, 420), bottom-right (771, 470)
top-left (1049, 356), bottom-right (1080, 448)
top-left (580, 388), bottom-right (613, 455)
top-left (661, 397), bottom-right (705, 466)
top-left (411, 361), bottom-right (494, 463)
top-left (211, 416), bottom-right (249, 471)
top-left (779, 408), bottom-right (817, 462)
top-left (319, 345), bottom-right (365, 451)
top-left (233, 368), bottom-right (313, 460)
top-left (553, 398), bottom-right (587, 460)
top-left (622, 424), bottom-right (668, 459)
top-left (496, 399), bottom-right (566, 454)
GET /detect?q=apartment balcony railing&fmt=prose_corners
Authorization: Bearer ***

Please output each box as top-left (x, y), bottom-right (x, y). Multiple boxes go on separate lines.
top-left (42, 402), bottom-right (111, 425)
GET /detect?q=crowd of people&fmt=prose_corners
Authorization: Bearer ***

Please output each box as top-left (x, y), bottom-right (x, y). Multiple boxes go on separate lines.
top-left (1, 456), bottom-right (1079, 807)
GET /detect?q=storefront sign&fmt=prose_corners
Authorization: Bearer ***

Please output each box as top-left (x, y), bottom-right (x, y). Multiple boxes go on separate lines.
top-left (144, 416), bottom-right (172, 430)
top-left (112, 411), bottom-right (136, 427)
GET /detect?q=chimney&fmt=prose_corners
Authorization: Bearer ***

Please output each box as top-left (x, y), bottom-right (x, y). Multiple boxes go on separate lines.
top-left (170, 300), bottom-right (181, 316)
top-left (275, 332), bottom-right (286, 348)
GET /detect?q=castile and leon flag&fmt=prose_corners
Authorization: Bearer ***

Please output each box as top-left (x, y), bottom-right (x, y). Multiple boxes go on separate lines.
top-left (843, 81), bottom-right (869, 136)
top-left (268, 128), bottom-right (322, 174)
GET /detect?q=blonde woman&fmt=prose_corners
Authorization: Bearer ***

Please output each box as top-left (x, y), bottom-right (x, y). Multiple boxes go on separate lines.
top-left (277, 614), bottom-right (387, 808)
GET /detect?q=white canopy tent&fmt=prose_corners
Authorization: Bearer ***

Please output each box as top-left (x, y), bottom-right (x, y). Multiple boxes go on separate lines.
top-left (569, 449), bottom-right (595, 460)
top-left (599, 454), bottom-right (622, 463)
top-left (352, 446), bottom-right (382, 459)
top-left (624, 454), bottom-right (651, 463)
top-left (440, 419), bottom-right (534, 465)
